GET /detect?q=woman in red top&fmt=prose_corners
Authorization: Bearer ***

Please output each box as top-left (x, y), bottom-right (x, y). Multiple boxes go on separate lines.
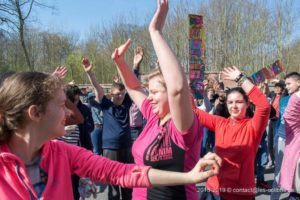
top-left (196, 66), bottom-right (271, 200)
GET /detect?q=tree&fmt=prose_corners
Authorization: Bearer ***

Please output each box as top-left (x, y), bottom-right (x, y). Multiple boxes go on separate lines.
top-left (0, 0), bottom-right (53, 71)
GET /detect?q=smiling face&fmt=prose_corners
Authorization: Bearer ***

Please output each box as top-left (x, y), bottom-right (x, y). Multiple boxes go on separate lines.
top-left (285, 77), bottom-right (300, 95)
top-left (40, 87), bottom-right (68, 139)
top-left (226, 91), bottom-right (249, 120)
top-left (147, 76), bottom-right (169, 118)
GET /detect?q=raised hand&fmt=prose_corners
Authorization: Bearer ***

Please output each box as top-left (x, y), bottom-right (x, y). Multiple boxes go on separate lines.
top-left (133, 46), bottom-right (144, 67)
top-left (149, 0), bottom-right (168, 33)
top-left (52, 66), bottom-right (67, 79)
top-left (187, 152), bottom-right (221, 183)
top-left (221, 66), bottom-right (242, 81)
top-left (112, 75), bottom-right (120, 83)
top-left (82, 57), bottom-right (93, 72)
top-left (111, 39), bottom-right (132, 64)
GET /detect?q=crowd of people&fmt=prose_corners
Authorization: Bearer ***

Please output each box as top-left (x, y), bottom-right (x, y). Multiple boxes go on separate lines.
top-left (0, 0), bottom-right (299, 200)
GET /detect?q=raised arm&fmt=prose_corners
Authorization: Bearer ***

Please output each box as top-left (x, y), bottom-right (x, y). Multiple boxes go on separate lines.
top-left (222, 66), bottom-right (254, 93)
top-left (222, 66), bottom-right (270, 132)
top-left (51, 66), bottom-right (83, 125)
top-left (148, 0), bottom-right (193, 132)
top-left (81, 58), bottom-right (104, 103)
top-left (111, 40), bottom-right (147, 109)
top-left (133, 46), bottom-right (143, 78)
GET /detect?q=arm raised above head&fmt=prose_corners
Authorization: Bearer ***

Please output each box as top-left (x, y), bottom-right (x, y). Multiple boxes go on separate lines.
top-left (81, 58), bottom-right (104, 103)
top-left (111, 39), bottom-right (147, 110)
top-left (148, 0), bottom-right (194, 132)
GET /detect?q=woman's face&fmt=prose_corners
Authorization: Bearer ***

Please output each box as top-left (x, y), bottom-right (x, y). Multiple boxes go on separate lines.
top-left (226, 92), bottom-right (248, 120)
top-left (147, 77), bottom-right (169, 118)
top-left (40, 88), bottom-right (69, 139)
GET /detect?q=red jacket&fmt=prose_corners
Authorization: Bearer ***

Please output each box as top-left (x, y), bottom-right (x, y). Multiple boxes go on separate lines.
top-left (0, 140), bottom-right (151, 200)
top-left (195, 87), bottom-right (270, 200)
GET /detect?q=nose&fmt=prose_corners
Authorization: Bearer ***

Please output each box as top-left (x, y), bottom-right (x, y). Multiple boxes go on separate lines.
top-left (232, 102), bottom-right (238, 108)
top-left (147, 94), bottom-right (153, 101)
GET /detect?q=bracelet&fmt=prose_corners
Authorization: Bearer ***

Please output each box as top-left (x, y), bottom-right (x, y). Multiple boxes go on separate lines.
top-left (235, 73), bottom-right (245, 82)
top-left (237, 75), bottom-right (248, 87)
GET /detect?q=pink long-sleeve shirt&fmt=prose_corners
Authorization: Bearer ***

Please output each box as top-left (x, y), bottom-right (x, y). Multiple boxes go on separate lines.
top-left (0, 140), bottom-right (151, 200)
top-left (280, 93), bottom-right (300, 191)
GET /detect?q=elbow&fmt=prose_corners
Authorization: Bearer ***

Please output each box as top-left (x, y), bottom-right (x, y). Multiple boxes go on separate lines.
top-left (168, 82), bottom-right (187, 97)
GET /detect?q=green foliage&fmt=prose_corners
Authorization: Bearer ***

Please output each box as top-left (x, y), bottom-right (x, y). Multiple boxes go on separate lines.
top-left (0, 0), bottom-right (299, 82)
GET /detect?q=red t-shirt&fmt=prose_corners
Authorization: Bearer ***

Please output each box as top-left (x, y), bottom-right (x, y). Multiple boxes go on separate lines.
top-left (272, 95), bottom-right (280, 118)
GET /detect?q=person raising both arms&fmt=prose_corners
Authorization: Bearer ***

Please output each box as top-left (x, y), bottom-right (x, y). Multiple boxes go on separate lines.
top-left (195, 66), bottom-right (271, 200)
top-left (110, 0), bottom-right (214, 199)
top-left (0, 71), bottom-right (221, 200)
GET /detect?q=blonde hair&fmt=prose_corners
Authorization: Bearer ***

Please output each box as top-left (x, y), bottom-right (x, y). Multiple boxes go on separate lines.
top-left (0, 72), bottom-right (63, 144)
top-left (147, 67), bottom-right (166, 89)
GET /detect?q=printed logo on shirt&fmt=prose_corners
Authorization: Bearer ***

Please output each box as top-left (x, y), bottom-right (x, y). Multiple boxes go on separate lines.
top-left (144, 125), bottom-right (173, 162)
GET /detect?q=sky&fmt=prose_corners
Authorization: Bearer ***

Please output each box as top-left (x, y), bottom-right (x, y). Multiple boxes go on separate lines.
top-left (33, 0), bottom-right (300, 42)
top-left (34, 0), bottom-right (201, 41)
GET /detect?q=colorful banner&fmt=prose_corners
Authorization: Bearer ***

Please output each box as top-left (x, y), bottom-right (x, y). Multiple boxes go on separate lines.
top-left (189, 15), bottom-right (205, 99)
top-left (250, 60), bottom-right (285, 85)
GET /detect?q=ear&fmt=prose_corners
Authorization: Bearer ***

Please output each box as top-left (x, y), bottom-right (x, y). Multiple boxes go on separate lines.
top-left (27, 105), bottom-right (43, 122)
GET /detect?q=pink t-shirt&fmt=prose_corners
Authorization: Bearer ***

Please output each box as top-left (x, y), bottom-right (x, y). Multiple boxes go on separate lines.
top-left (132, 99), bottom-right (202, 200)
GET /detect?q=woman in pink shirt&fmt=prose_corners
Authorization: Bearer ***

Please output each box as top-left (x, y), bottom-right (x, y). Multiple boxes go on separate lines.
top-left (111, 0), bottom-right (213, 199)
top-left (0, 71), bottom-right (221, 200)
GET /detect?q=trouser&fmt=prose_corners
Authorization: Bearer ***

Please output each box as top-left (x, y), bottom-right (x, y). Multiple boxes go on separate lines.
top-left (90, 127), bottom-right (103, 155)
top-left (267, 120), bottom-right (277, 164)
top-left (201, 128), bottom-right (208, 157)
top-left (72, 175), bottom-right (80, 200)
top-left (255, 131), bottom-right (268, 181)
top-left (271, 135), bottom-right (285, 200)
top-left (103, 148), bottom-right (133, 200)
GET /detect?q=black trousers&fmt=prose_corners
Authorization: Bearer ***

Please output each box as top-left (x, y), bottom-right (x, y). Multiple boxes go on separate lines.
top-left (102, 148), bottom-right (134, 200)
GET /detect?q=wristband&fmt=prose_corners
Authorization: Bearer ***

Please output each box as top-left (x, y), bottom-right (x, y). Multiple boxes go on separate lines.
top-left (235, 73), bottom-right (245, 82)
top-left (237, 75), bottom-right (248, 87)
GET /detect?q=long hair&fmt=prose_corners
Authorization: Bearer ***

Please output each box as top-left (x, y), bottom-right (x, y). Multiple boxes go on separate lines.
top-left (0, 72), bottom-right (63, 144)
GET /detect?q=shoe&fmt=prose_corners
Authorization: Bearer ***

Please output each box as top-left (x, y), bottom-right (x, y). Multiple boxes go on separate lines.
top-left (256, 181), bottom-right (272, 190)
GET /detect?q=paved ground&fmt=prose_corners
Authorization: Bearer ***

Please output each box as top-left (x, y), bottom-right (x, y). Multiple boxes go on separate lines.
top-left (87, 166), bottom-right (289, 200)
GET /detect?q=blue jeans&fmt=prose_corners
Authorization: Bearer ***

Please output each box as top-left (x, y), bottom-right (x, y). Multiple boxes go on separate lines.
top-left (201, 128), bottom-right (208, 157)
top-left (90, 127), bottom-right (103, 155)
top-left (255, 132), bottom-right (268, 181)
top-left (201, 128), bottom-right (215, 157)
top-left (271, 133), bottom-right (285, 200)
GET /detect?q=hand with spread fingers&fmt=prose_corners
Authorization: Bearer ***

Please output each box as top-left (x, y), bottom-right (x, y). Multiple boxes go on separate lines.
top-left (221, 66), bottom-right (242, 81)
top-left (52, 66), bottom-right (67, 79)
